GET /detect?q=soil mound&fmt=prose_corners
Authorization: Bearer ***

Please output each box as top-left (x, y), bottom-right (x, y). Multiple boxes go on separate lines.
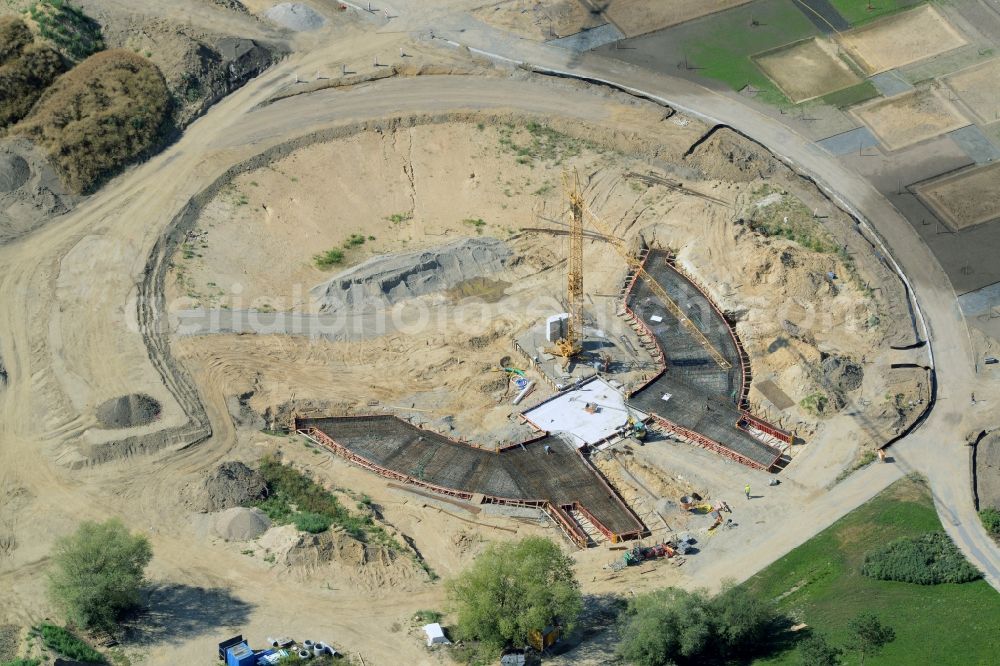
top-left (265, 3), bottom-right (326, 31)
top-left (686, 128), bottom-right (780, 182)
top-left (822, 355), bottom-right (864, 393)
top-left (311, 237), bottom-right (513, 312)
top-left (0, 154), bottom-right (29, 192)
top-left (94, 393), bottom-right (162, 429)
top-left (214, 507), bottom-right (271, 541)
top-left (202, 461), bottom-right (268, 511)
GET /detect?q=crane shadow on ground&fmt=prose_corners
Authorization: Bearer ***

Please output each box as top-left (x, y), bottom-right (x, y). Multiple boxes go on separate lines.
top-left (124, 583), bottom-right (253, 645)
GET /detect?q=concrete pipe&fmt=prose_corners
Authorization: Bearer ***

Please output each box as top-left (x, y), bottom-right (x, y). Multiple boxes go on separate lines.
top-left (298, 649), bottom-right (312, 659)
top-left (304, 640), bottom-right (314, 649)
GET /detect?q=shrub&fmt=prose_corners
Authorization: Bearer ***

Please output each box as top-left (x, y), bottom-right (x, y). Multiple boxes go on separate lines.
top-left (2, 660), bottom-right (42, 666)
top-left (13, 49), bottom-right (169, 193)
top-left (861, 531), bottom-right (981, 585)
top-left (0, 17), bottom-right (66, 128)
top-left (980, 507), bottom-right (1000, 536)
top-left (293, 512), bottom-right (332, 534)
top-left (36, 624), bottom-right (105, 663)
top-left (313, 249), bottom-right (344, 269)
top-left (26, 1), bottom-right (104, 62)
top-left (414, 609), bottom-right (442, 624)
top-left (47, 519), bottom-right (152, 631)
top-left (798, 633), bottom-right (842, 665)
top-left (616, 585), bottom-right (781, 665)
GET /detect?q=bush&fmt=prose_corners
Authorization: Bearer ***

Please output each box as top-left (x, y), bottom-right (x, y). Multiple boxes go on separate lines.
top-left (2, 660), bottom-right (42, 666)
top-left (414, 609), bottom-right (442, 624)
top-left (448, 537), bottom-right (582, 661)
top-left (861, 531), bottom-right (981, 585)
top-left (0, 17), bottom-right (65, 128)
top-left (26, 1), bottom-right (104, 62)
top-left (293, 512), bottom-right (332, 534)
top-left (313, 249), bottom-right (344, 269)
top-left (36, 624), bottom-right (105, 663)
top-left (47, 519), bottom-right (152, 631)
top-left (13, 49), bottom-right (169, 193)
top-left (980, 507), bottom-right (1000, 536)
top-left (616, 584), bottom-right (781, 665)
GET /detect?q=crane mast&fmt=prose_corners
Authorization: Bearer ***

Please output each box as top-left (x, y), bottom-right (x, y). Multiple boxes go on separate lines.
top-left (554, 172), bottom-right (585, 358)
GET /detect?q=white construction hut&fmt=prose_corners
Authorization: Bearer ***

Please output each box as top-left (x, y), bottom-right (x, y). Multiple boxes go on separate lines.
top-left (423, 623), bottom-right (450, 647)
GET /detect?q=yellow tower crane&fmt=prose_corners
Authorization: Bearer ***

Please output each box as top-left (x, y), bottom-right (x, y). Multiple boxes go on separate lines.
top-left (552, 171), bottom-right (585, 359)
top-left (549, 170), bottom-right (731, 371)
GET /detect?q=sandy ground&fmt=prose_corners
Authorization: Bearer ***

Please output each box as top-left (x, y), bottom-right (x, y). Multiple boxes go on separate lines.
top-left (471, 0), bottom-right (604, 41)
top-left (754, 38), bottom-right (861, 104)
top-left (603, 0), bottom-right (752, 39)
top-left (838, 4), bottom-right (969, 75)
top-left (916, 161), bottom-right (1000, 231)
top-left (852, 85), bottom-right (969, 151)
top-left (944, 57), bottom-right (1000, 124)
top-left (0, 2), bottom-right (993, 665)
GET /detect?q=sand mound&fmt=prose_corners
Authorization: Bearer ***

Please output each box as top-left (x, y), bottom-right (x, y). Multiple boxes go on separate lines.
top-left (94, 393), bottom-right (161, 429)
top-left (311, 237), bottom-right (513, 312)
top-left (202, 461), bottom-right (268, 511)
top-left (264, 3), bottom-right (325, 31)
top-left (686, 128), bottom-right (780, 182)
top-left (214, 507), bottom-right (271, 541)
top-left (0, 154), bottom-right (29, 192)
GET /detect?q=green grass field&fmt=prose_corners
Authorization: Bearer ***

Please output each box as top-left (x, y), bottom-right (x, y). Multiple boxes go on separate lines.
top-left (828, 0), bottom-right (926, 26)
top-left (744, 476), bottom-right (1000, 665)
top-left (679, 0), bottom-right (820, 106)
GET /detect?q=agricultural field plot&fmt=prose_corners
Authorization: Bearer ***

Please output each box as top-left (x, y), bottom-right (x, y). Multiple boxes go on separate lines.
top-left (472, 0), bottom-right (604, 41)
top-left (851, 86), bottom-right (968, 151)
top-left (837, 4), bottom-right (968, 75)
top-left (915, 162), bottom-right (1000, 232)
top-left (603, 0), bottom-right (753, 38)
top-left (754, 37), bottom-right (862, 103)
top-left (944, 58), bottom-right (1000, 124)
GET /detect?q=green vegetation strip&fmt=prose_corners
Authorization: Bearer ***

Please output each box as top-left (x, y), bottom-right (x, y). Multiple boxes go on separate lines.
top-left (35, 625), bottom-right (104, 664)
top-left (828, 0), bottom-right (925, 26)
top-left (254, 455), bottom-right (436, 577)
top-left (745, 476), bottom-right (999, 664)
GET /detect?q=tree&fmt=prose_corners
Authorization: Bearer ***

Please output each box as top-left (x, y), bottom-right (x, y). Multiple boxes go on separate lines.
top-left (616, 588), bottom-right (713, 666)
top-left (447, 537), bottom-right (581, 658)
top-left (798, 633), bottom-right (842, 666)
top-left (48, 519), bottom-right (152, 631)
top-left (847, 612), bottom-right (895, 666)
top-left (709, 583), bottom-right (778, 656)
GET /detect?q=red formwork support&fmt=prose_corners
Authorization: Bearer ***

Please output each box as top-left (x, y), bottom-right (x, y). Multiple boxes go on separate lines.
top-left (651, 414), bottom-right (770, 471)
top-left (739, 412), bottom-right (793, 444)
top-left (545, 503), bottom-right (590, 548)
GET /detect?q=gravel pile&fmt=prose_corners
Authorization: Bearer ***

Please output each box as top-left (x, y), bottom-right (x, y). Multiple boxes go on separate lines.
top-left (214, 507), bottom-right (271, 541)
top-left (311, 237), bottom-right (513, 312)
top-left (202, 461), bottom-right (268, 511)
top-left (264, 3), bottom-right (326, 31)
top-left (0, 153), bottom-right (29, 192)
top-left (94, 393), bottom-right (161, 429)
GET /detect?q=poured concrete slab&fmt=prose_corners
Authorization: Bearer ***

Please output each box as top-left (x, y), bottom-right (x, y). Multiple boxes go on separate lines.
top-left (522, 377), bottom-right (645, 446)
top-left (869, 70), bottom-right (913, 97)
top-left (948, 125), bottom-right (1000, 165)
top-left (817, 125), bottom-right (880, 155)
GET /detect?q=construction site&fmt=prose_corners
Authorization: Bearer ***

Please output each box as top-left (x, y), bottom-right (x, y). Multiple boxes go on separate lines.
top-left (4, 1), bottom-right (999, 664)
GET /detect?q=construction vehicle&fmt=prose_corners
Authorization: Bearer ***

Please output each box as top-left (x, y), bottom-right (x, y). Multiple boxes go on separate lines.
top-left (547, 170), bottom-right (731, 371)
top-left (612, 541), bottom-right (677, 571)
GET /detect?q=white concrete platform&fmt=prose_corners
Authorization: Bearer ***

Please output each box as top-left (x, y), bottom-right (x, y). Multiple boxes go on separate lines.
top-left (522, 377), bottom-right (646, 447)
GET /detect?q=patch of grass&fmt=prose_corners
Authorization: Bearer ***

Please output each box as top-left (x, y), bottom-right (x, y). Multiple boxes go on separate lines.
top-left (385, 212), bottom-right (411, 224)
top-left (816, 79), bottom-right (879, 109)
top-left (745, 476), bottom-right (1000, 665)
top-left (799, 391), bottom-right (828, 415)
top-left (313, 248), bottom-right (344, 269)
top-left (980, 507), bottom-right (1000, 536)
top-left (828, 0), bottom-right (924, 26)
top-left (862, 532), bottom-right (981, 584)
top-left (677, 1), bottom-right (820, 106)
top-left (293, 511), bottom-right (332, 534)
top-left (496, 121), bottom-right (593, 166)
top-left (342, 233), bottom-right (366, 248)
top-left (12, 49), bottom-right (169, 193)
top-left (463, 218), bottom-right (486, 234)
top-left (34, 624), bottom-right (105, 664)
top-left (748, 186), bottom-right (837, 253)
top-left (835, 449), bottom-right (878, 483)
top-left (2, 660), bottom-right (41, 666)
top-left (27, 0), bottom-right (104, 62)
top-left (414, 609), bottom-right (443, 624)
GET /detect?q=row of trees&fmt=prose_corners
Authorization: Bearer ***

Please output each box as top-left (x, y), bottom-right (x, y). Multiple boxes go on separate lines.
top-left (447, 537), bottom-right (898, 666)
